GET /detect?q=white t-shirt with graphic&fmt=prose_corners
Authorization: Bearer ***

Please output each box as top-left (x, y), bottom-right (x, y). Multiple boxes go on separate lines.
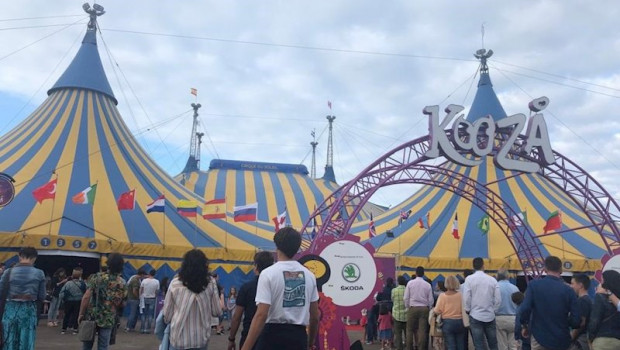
top-left (255, 260), bottom-right (319, 326)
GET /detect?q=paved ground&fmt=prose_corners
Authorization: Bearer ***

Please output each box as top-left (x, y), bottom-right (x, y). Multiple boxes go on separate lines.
top-left (34, 319), bottom-right (380, 349)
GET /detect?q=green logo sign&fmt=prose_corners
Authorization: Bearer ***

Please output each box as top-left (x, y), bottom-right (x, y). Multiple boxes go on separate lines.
top-left (342, 263), bottom-right (360, 283)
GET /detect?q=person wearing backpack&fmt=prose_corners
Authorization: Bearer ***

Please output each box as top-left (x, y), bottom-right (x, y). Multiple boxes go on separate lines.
top-left (59, 267), bottom-right (86, 334)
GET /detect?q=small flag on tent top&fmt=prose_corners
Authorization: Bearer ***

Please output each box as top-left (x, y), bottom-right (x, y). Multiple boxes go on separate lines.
top-left (399, 209), bottom-right (411, 226)
top-left (32, 179), bottom-right (57, 204)
top-left (72, 184), bottom-right (97, 205)
top-left (233, 203), bottom-right (258, 222)
top-left (452, 213), bottom-right (460, 239)
top-left (117, 189), bottom-right (135, 211)
top-left (177, 200), bottom-right (198, 217)
top-left (368, 213), bottom-right (377, 238)
top-left (477, 214), bottom-right (490, 235)
top-left (418, 212), bottom-right (430, 229)
top-left (203, 198), bottom-right (226, 219)
top-left (146, 195), bottom-right (165, 213)
top-left (511, 211), bottom-right (527, 228)
top-left (272, 208), bottom-right (287, 233)
top-left (190, 88), bottom-right (197, 96)
top-left (327, 100), bottom-right (332, 110)
top-left (544, 210), bottom-right (562, 233)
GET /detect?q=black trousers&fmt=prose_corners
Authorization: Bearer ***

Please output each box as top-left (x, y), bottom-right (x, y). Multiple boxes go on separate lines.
top-left (62, 300), bottom-right (80, 330)
top-left (256, 323), bottom-right (307, 350)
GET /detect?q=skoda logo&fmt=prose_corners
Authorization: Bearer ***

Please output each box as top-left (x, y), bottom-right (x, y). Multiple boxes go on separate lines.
top-left (342, 263), bottom-right (361, 283)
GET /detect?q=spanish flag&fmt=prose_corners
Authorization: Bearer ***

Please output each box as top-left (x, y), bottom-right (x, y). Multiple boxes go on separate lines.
top-left (203, 199), bottom-right (226, 220)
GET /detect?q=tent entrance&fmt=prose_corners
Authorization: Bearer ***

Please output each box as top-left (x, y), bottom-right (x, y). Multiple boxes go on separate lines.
top-left (35, 250), bottom-right (101, 279)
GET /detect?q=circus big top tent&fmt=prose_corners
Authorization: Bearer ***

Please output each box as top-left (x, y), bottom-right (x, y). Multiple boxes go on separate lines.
top-left (0, 10), bottom-right (273, 284)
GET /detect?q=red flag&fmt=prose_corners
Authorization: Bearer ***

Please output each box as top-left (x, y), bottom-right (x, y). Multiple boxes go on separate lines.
top-left (452, 213), bottom-right (460, 239)
top-left (117, 189), bottom-right (135, 210)
top-left (418, 217), bottom-right (425, 228)
top-left (32, 179), bottom-right (57, 203)
top-left (543, 211), bottom-right (562, 233)
top-left (272, 209), bottom-right (287, 233)
top-left (203, 199), bottom-right (226, 219)
top-left (190, 88), bottom-right (197, 96)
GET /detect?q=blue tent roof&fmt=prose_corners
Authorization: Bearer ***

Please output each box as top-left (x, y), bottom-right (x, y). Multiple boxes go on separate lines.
top-left (466, 71), bottom-right (506, 122)
top-left (47, 29), bottom-right (117, 104)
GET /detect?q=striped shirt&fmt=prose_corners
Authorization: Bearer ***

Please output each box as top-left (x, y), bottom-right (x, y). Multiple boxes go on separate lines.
top-left (163, 277), bottom-right (221, 349)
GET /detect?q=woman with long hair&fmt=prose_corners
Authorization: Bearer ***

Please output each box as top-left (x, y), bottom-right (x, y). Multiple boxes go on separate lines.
top-left (0, 247), bottom-right (46, 350)
top-left (48, 267), bottom-right (67, 327)
top-left (589, 270), bottom-right (620, 349)
top-left (227, 286), bottom-right (237, 327)
top-left (163, 249), bottom-right (222, 350)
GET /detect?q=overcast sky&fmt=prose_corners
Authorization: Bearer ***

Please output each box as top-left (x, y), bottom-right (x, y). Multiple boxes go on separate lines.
top-left (0, 1), bottom-right (619, 207)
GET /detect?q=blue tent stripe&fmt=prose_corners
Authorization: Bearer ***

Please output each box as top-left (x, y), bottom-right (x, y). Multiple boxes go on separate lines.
top-left (460, 163), bottom-right (488, 258)
top-left (234, 170), bottom-right (246, 206)
top-left (284, 173), bottom-right (310, 223)
top-left (267, 172), bottom-right (287, 218)
top-left (193, 172), bottom-right (208, 197)
top-left (251, 171), bottom-right (269, 223)
top-left (214, 170), bottom-right (227, 202)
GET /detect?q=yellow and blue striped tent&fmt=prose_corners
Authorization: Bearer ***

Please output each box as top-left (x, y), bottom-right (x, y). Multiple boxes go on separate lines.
top-left (345, 68), bottom-right (608, 281)
top-left (176, 159), bottom-right (386, 229)
top-left (0, 23), bottom-right (271, 286)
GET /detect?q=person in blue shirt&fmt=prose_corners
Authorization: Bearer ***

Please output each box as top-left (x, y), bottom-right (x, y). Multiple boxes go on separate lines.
top-left (512, 292), bottom-right (529, 350)
top-left (569, 274), bottom-right (591, 350)
top-left (495, 269), bottom-right (519, 350)
top-left (519, 256), bottom-right (580, 350)
top-left (0, 247), bottom-right (46, 350)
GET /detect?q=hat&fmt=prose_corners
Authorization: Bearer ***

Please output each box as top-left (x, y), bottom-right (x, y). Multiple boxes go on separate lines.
top-left (602, 270), bottom-right (620, 298)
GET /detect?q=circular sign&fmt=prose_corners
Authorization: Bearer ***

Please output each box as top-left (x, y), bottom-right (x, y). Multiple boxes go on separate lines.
top-left (0, 173), bottom-right (15, 207)
top-left (72, 240), bottom-right (82, 249)
top-left (41, 238), bottom-right (51, 247)
top-left (299, 254), bottom-right (331, 290)
top-left (602, 254), bottom-right (620, 274)
top-left (563, 261), bottom-right (573, 270)
top-left (57, 238), bottom-right (66, 248)
top-left (88, 241), bottom-right (97, 250)
top-left (321, 240), bottom-right (377, 307)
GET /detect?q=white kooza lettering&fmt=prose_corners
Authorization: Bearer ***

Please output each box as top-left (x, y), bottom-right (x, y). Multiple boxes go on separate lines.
top-left (424, 97), bottom-right (554, 173)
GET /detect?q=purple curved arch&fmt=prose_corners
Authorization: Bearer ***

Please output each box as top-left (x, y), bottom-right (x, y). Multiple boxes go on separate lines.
top-left (302, 129), bottom-right (620, 278)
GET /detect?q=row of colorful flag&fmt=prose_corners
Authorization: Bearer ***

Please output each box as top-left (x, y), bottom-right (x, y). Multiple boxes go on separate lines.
top-left (368, 207), bottom-right (563, 239)
top-left (32, 180), bottom-right (289, 230)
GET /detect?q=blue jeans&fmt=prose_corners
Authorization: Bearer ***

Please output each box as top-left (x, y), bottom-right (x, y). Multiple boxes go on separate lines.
top-left (82, 327), bottom-right (112, 350)
top-left (469, 316), bottom-right (498, 350)
top-left (48, 296), bottom-right (61, 321)
top-left (125, 299), bottom-right (139, 330)
top-left (442, 318), bottom-right (466, 350)
top-left (141, 298), bottom-right (156, 332)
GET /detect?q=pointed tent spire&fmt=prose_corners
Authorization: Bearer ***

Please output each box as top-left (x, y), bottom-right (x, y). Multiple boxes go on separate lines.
top-left (47, 3), bottom-right (116, 104)
top-left (466, 49), bottom-right (506, 122)
top-left (323, 114), bottom-right (336, 182)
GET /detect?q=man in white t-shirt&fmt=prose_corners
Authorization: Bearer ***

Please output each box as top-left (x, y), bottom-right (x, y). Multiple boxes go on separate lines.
top-left (139, 269), bottom-right (160, 333)
top-left (241, 227), bottom-right (319, 350)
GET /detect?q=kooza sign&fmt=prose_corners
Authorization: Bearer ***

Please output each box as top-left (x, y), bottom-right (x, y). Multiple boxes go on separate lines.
top-left (424, 97), bottom-right (554, 173)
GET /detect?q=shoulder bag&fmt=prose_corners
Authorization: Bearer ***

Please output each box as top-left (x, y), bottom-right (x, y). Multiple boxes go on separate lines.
top-left (78, 279), bottom-right (99, 342)
top-left (0, 268), bottom-right (13, 348)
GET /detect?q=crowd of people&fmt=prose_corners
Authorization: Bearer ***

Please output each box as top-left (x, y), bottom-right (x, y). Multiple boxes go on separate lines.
top-left (363, 256), bottom-right (620, 350)
top-left (0, 241), bottom-right (619, 350)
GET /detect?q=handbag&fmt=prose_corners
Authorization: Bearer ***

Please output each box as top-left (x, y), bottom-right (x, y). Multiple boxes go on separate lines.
top-left (78, 279), bottom-right (100, 342)
top-left (0, 268), bottom-right (13, 347)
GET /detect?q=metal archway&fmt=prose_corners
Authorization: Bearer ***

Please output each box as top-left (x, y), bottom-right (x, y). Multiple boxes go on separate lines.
top-left (301, 128), bottom-right (620, 278)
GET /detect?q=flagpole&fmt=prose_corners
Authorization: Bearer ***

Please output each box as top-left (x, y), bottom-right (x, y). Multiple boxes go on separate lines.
top-left (48, 173), bottom-right (58, 236)
top-left (162, 193), bottom-right (166, 248)
top-left (194, 213), bottom-right (198, 248)
top-left (255, 203), bottom-right (258, 237)
top-left (224, 196), bottom-right (228, 251)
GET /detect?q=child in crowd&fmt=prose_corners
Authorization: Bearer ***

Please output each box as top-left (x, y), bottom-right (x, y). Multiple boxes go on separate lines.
top-left (512, 291), bottom-right (530, 350)
top-left (377, 303), bottom-right (393, 350)
top-left (360, 309), bottom-right (368, 344)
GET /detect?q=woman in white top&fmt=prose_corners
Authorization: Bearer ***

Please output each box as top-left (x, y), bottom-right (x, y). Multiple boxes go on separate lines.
top-left (163, 249), bottom-right (222, 350)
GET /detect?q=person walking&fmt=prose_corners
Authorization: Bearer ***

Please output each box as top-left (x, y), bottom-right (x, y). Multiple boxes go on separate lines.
top-left (140, 269), bottom-right (160, 334)
top-left (404, 266), bottom-right (434, 350)
top-left (588, 270), bottom-right (620, 350)
top-left (434, 275), bottom-right (466, 350)
top-left (240, 227), bottom-right (319, 350)
top-left (569, 274), bottom-right (591, 350)
top-left (124, 269), bottom-right (145, 332)
top-left (163, 249), bottom-right (222, 350)
top-left (48, 267), bottom-right (68, 327)
top-left (78, 253), bottom-right (127, 350)
top-left (495, 269), bottom-right (519, 350)
top-left (226, 287), bottom-right (237, 327)
top-left (519, 256), bottom-right (580, 350)
top-left (59, 267), bottom-right (86, 334)
top-left (391, 275), bottom-right (408, 350)
top-left (228, 251), bottom-right (274, 350)
top-left (462, 257), bottom-right (501, 350)
top-left (0, 247), bottom-right (46, 350)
